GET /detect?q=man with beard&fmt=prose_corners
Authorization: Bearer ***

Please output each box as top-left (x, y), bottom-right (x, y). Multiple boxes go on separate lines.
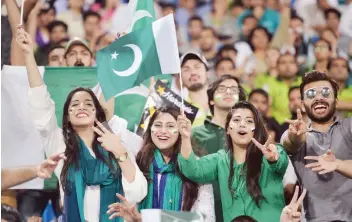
top-left (281, 86), bottom-right (309, 132)
top-left (282, 71), bottom-right (352, 221)
top-left (64, 37), bottom-right (94, 67)
top-left (180, 51), bottom-right (210, 127)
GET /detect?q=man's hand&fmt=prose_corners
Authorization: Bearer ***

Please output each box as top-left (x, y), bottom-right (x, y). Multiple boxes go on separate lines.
top-left (304, 150), bottom-right (340, 175)
top-left (285, 109), bottom-right (308, 146)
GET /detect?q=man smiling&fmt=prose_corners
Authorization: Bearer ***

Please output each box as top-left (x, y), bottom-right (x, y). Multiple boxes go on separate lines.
top-left (282, 71), bottom-right (352, 221)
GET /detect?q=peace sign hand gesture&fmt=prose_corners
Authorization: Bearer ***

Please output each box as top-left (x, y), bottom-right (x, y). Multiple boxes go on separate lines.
top-left (280, 186), bottom-right (307, 222)
top-left (107, 193), bottom-right (141, 222)
top-left (304, 150), bottom-right (340, 174)
top-left (92, 120), bottom-right (126, 155)
top-left (286, 109), bottom-right (307, 144)
top-left (251, 135), bottom-right (279, 162)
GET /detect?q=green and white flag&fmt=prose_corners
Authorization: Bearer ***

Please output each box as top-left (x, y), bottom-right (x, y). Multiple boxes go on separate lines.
top-left (96, 14), bottom-right (180, 100)
top-left (113, 0), bottom-right (173, 132)
top-left (128, 0), bottom-right (156, 32)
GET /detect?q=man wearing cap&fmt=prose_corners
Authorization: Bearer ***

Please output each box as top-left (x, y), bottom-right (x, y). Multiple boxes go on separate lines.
top-left (180, 51), bottom-right (211, 127)
top-left (64, 37), bottom-right (94, 67)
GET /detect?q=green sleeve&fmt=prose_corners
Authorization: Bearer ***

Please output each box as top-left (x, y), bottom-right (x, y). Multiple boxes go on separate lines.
top-left (178, 151), bottom-right (219, 184)
top-left (263, 144), bottom-right (288, 176)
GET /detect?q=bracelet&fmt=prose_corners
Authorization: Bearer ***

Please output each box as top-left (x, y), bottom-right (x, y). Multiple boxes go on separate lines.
top-left (115, 152), bottom-right (128, 162)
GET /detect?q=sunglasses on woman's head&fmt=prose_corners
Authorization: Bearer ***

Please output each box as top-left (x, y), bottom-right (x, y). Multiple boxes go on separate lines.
top-left (304, 87), bottom-right (332, 100)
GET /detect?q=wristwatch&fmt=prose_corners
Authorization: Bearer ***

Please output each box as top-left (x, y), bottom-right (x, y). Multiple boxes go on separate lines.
top-left (115, 152), bottom-right (128, 162)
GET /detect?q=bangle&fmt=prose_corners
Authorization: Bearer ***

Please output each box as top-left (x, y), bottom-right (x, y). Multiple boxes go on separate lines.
top-left (115, 152), bottom-right (128, 162)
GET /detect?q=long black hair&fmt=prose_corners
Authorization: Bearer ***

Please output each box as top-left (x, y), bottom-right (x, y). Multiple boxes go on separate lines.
top-left (60, 87), bottom-right (118, 193)
top-left (225, 101), bottom-right (268, 206)
top-left (136, 106), bottom-right (199, 211)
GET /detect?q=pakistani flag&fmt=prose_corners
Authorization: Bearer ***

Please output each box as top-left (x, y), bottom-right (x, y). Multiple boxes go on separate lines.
top-left (128, 0), bottom-right (156, 32)
top-left (96, 14), bottom-right (180, 100)
top-left (112, 0), bottom-right (173, 131)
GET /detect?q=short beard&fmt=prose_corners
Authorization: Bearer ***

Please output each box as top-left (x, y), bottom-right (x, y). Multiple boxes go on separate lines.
top-left (188, 83), bottom-right (204, 92)
top-left (305, 101), bottom-right (336, 123)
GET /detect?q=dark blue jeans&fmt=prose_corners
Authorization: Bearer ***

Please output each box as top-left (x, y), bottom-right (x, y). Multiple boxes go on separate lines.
top-left (17, 189), bottom-right (61, 221)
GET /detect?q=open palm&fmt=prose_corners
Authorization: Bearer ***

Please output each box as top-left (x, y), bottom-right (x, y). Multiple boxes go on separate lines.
top-left (107, 193), bottom-right (141, 222)
top-left (304, 150), bottom-right (339, 174)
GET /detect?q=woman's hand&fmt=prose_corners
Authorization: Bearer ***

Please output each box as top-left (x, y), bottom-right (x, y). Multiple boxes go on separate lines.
top-left (36, 153), bottom-right (66, 179)
top-left (107, 193), bottom-right (141, 222)
top-left (280, 186), bottom-right (307, 222)
top-left (92, 120), bottom-right (126, 156)
top-left (177, 115), bottom-right (192, 139)
top-left (251, 135), bottom-right (279, 162)
top-left (15, 25), bottom-right (34, 55)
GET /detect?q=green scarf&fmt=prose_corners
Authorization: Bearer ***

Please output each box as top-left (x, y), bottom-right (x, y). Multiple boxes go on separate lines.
top-left (64, 138), bottom-right (123, 222)
top-left (139, 149), bottom-right (183, 211)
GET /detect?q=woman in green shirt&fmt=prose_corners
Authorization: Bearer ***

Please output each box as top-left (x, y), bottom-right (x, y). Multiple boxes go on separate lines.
top-left (177, 101), bottom-right (289, 222)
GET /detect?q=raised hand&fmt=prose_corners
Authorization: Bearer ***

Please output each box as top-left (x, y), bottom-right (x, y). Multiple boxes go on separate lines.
top-left (304, 150), bottom-right (340, 174)
top-left (107, 193), bottom-right (141, 222)
top-left (251, 135), bottom-right (279, 162)
top-left (92, 120), bottom-right (125, 154)
top-left (177, 114), bottom-right (192, 139)
top-left (37, 153), bottom-right (66, 179)
top-left (15, 25), bottom-right (34, 54)
top-left (280, 186), bottom-right (307, 222)
top-left (285, 109), bottom-right (308, 144)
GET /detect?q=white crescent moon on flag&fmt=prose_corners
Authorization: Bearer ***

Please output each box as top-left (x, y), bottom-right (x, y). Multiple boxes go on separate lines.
top-left (130, 10), bottom-right (153, 29)
top-left (112, 44), bottom-right (142, 77)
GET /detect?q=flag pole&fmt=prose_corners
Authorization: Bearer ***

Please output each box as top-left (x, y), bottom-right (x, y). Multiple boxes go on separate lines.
top-left (178, 71), bottom-right (185, 115)
top-left (20, 0), bottom-right (25, 26)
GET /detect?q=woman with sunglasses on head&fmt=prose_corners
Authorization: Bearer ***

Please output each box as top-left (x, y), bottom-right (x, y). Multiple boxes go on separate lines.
top-left (177, 101), bottom-right (289, 222)
top-left (16, 26), bottom-right (147, 222)
top-left (109, 107), bottom-right (215, 221)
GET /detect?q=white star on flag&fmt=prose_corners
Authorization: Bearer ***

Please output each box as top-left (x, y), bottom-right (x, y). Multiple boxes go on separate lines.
top-left (111, 51), bottom-right (118, 60)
